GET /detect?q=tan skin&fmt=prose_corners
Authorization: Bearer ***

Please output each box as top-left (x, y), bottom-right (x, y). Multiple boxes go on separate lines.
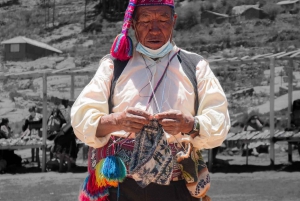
top-left (132, 6), bottom-right (176, 50)
top-left (96, 6), bottom-right (195, 137)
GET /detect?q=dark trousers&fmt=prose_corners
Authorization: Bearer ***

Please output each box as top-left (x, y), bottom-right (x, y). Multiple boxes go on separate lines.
top-left (108, 177), bottom-right (200, 201)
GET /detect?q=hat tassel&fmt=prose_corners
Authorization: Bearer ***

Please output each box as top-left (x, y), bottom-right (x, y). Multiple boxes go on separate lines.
top-left (110, 33), bottom-right (133, 61)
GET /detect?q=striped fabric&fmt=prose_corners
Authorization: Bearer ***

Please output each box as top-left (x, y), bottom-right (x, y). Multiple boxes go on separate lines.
top-left (136, 0), bottom-right (174, 7)
top-left (87, 138), bottom-right (184, 180)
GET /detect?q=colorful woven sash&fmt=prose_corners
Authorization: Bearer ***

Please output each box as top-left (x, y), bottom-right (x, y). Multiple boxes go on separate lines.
top-left (79, 128), bottom-right (210, 200)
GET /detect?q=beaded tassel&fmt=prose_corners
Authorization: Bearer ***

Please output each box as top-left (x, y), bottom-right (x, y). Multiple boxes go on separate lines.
top-left (79, 156), bottom-right (126, 201)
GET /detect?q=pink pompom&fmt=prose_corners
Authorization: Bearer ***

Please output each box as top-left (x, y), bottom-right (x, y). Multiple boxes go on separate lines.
top-left (110, 34), bottom-right (133, 61)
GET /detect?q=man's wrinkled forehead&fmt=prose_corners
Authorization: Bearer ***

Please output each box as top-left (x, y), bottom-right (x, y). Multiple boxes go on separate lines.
top-left (134, 6), bottom-right (173, 19)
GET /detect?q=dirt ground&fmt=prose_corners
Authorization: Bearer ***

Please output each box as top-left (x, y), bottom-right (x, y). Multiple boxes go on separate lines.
top-left (0, 145), bottom-right (300, 201)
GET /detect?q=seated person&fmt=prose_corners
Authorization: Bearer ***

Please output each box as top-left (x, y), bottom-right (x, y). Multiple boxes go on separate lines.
top-left (47, 108), bottom-right (66, 140)
top-left (0, 118), bottom-right (11, 139)
top-left (51, 122), bottom-right (78, 172)
top-left (286, 104), bottom-right (300, 156)
top-left (0, 118), bottom-right (22, 168)
top-left (242, 115), bottom-right (267, 156)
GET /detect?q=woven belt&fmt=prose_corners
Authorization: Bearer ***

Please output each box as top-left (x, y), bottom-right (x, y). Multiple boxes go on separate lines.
top-left (126, 175), bottom-right (183, 182)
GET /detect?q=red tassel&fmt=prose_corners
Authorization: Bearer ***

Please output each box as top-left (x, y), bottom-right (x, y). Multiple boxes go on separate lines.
top-left (86, 171), bottom-right (99, 195)
top-left (79, 191), bottom-right (109, 201)
top-left (79, 192), bottom-right (90, 201)
top-left (110, 34), bottom-right (133, 61)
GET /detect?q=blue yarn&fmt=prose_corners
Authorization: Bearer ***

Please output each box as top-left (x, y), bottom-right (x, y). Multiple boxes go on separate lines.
top-left (116, 156), bottom-right (127, 180)
top-left (129, 2), bottom-right (135, 6)
top-left (82, 175), bottom-right (90, 189)
top-left (113, 34), bottom-right (125, 53)
top-left (113, 34), bottom-right (133, 58)
top-left (102, 156), bottom-right (119, 180)
top-left (102, 156), bottom-right (126, 181)
top-left (127, 37), bottom-right (133, 57)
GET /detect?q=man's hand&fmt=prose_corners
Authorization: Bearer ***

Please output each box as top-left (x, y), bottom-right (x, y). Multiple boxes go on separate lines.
top-left (154, 110), bottom-right (194, 135)
top-left (111, 107), bottom-right (153, 133)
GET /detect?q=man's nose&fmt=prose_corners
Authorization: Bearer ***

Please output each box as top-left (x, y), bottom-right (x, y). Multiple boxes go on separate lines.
top-left (149, 20), bottom-right (160, 33)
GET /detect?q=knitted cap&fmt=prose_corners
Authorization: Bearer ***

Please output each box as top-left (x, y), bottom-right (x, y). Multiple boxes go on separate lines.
top-left (110, 0), bottom-right (175, 61)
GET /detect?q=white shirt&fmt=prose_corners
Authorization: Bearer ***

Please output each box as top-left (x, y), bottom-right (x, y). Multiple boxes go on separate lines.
top-left (71, 45), bottom-right (231, 149)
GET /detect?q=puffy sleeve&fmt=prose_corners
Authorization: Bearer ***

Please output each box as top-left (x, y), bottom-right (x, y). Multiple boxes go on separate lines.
top-left (70, 56), bottom-right (114, 148)
top-left (191, 60), bottom-right (231, 149)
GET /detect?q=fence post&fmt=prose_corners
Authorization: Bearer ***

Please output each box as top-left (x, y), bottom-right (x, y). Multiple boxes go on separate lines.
top-left (269, 57), bottom-right (275, 167)
top-left (288, 59), bottom-right (294, 163)
top-left (42, 73), bottom-right (48, 172)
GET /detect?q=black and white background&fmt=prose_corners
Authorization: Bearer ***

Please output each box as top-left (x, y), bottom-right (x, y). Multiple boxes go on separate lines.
top-left (0, 0), bottom-right (300, 200)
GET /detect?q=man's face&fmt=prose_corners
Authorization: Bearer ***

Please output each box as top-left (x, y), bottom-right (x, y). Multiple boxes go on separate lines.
top-left (133, 6), bottom-right (177, 50)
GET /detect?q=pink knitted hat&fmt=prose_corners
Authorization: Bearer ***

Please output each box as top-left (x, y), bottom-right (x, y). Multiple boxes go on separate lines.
top-left (110, 0), bottom-right (175, 61)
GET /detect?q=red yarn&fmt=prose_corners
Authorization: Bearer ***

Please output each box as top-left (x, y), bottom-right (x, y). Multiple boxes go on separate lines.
top-left (79, 192), bottom-right (90, 201)
top-left (110, 34), bottom-right (133, 61)
top-left (86, 171), bottom-right (98, 194)
top-left (79, 191), bottom-right (109, 201)
top-left (87, 172), bottom-right (107, 196)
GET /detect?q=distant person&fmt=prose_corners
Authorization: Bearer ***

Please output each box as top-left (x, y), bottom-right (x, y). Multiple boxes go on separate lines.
top-left (47, 108), bottom-right (66, 141)
top-left (0, 118), bottom-right (11, 139)
top-left (60, 99), bottom-right (71, 124)
top-left (46, 107), bottom-right (77, 172)
top-left (0, 118), bottom-right (22, 169)
top-left (286, 99), bottom-right (300, 156)
top-left (22, 106), bottom-right (43, 135)
top-left (242, 115), bottom-right (265, 156)
top-left (51, 122), bottom-right (78, 172)
top-left (22, 106), bottom-right (43, 163)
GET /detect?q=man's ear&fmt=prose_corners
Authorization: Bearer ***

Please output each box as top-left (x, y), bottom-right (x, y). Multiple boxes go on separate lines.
top-left (131, 20), bottom-right (135, 30)
top-left (173, 13), bottom-right (178, 27)
top-left (170, 13), bottom-right (177, 41)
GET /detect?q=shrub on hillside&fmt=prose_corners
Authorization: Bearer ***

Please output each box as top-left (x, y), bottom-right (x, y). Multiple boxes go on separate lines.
top-left (175, 2), bottom-right (200, 30)
top-left (8, 89), bottom-right (22, 103)
top-left (235, 26), bottom-right (243, 35)
top-left (214, 24), bottom-right (234, 48)
top-left (213, 0), bottom-right (234, 14)
top-left (201, 1), bottom-right (214, 11)
top-left (0, 8), bottom-right (44, 40)
top-left (262, 4), bottom-right (282, 21)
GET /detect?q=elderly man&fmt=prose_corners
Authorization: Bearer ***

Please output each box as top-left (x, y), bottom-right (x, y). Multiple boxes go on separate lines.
top-left (71, 0), bottom-right (230, 201)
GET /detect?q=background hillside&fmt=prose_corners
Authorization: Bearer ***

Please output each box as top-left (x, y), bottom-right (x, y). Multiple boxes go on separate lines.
top-left (1, 0), bottom-right (300, 63)
top-left (0, 0), bottom-right (300, 133)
